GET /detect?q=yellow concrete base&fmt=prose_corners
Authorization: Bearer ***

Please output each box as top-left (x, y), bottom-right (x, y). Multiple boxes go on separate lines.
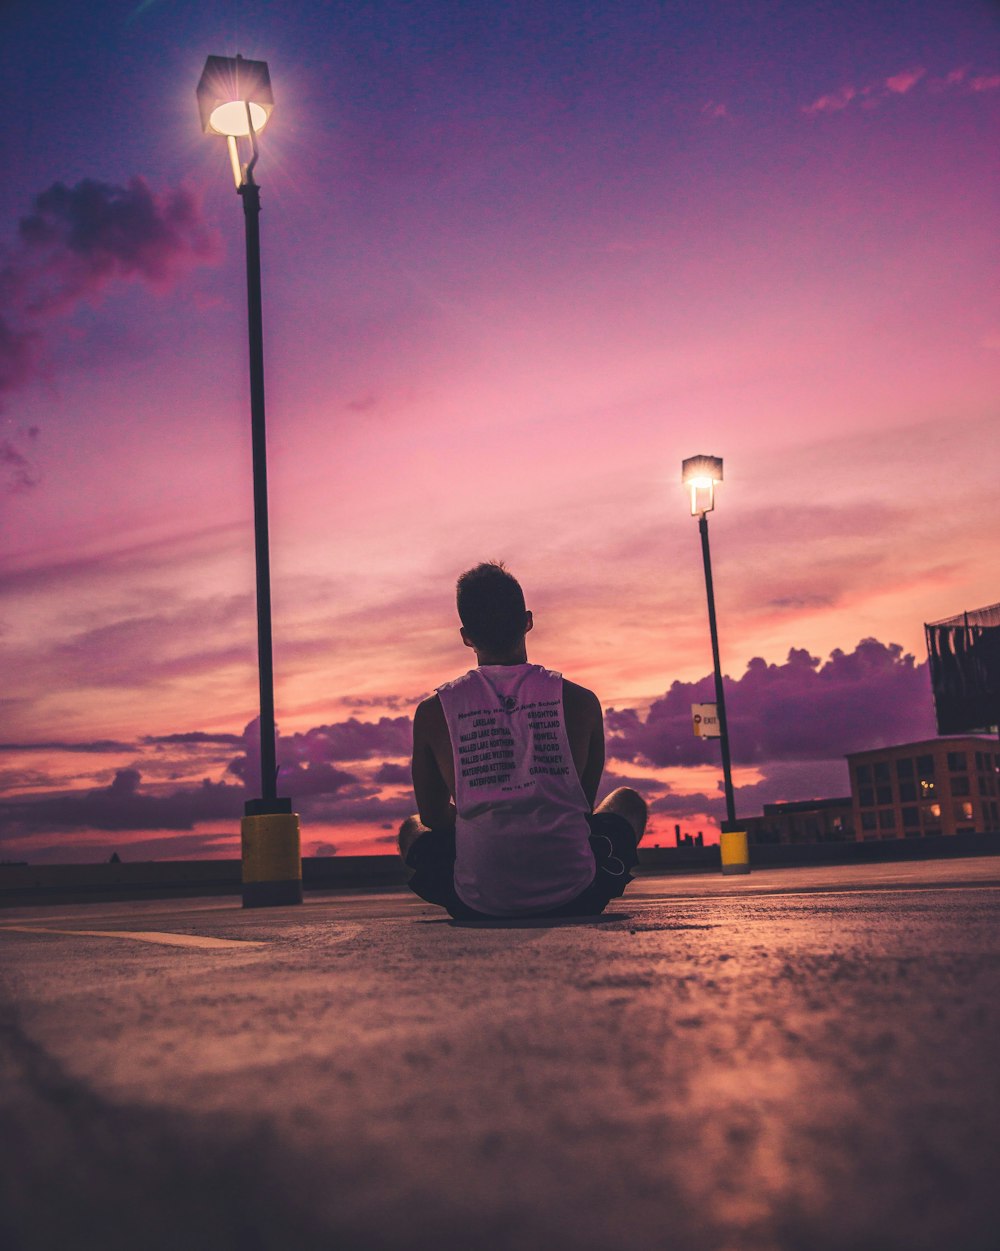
top-left (241, 812), bottom-right (302, 907)
top-left (720, 829), bottom-right (750, 875)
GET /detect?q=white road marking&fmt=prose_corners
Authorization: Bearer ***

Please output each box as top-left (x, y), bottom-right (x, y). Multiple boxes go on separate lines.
top-left (0, 925), bottom-right (267, 949)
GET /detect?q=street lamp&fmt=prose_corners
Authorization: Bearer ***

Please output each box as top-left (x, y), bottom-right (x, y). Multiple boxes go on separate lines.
top-left (197, 54), bottom-right (302, 907)
top-left (681, 454), bottom-right (749, 875)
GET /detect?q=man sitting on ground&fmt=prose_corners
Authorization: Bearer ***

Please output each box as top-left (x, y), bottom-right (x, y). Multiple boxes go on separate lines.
top-left (399, 561), bottom-right (647, 920)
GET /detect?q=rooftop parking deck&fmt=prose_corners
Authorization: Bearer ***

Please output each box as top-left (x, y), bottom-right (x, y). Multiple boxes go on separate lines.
top-left (2, 859), bottom-right (999, 1250)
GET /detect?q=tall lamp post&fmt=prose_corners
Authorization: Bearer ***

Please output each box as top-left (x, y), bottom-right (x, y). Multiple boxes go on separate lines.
top-left (197, 54), bottom-right (302, 907)
top-left (681, 455), bottom-right (749, 875)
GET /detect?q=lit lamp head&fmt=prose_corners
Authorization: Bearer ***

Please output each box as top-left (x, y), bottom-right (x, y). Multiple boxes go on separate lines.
top-left (197, 54), bottom-right (274, 188)
top-left (681, 454), bottom-right (724, 516)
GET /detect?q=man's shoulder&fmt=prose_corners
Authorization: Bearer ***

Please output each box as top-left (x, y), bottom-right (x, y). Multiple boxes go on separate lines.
top-left (560, 677), bottom-right (602, 722)
top-left (414, 692), bottom-right (445, 723)
top-left (412, 694), bottom-right (450, 753)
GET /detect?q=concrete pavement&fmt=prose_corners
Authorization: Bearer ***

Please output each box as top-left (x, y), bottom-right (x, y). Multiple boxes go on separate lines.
top-left (2, 859), bottom-right (999, 1251)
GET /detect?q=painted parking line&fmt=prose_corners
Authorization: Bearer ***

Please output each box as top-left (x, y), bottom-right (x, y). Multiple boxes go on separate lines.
top-left (0, 925), bottom-right (267, 949)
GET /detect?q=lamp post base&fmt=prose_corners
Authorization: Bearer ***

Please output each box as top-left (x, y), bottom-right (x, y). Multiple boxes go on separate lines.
top-left (241, 805), bottom-right (302, 907)
top-left (719, 823), bottom-right (750, 875)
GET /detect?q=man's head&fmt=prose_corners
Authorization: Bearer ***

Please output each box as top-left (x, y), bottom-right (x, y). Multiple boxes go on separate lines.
top-left (456, 561), bottom-right (532, 661)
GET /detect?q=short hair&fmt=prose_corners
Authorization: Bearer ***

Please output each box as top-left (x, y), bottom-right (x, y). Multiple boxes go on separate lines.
top-left (456, 561), bottom-right (527, 653)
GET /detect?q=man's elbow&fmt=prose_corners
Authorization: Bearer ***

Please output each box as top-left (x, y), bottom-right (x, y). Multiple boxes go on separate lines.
top-left (418, 801), bottom-right (455, 831)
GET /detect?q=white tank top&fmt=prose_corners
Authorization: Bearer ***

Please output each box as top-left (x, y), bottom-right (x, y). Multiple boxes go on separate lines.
top-left (436, 663), bottom-right (595, 915)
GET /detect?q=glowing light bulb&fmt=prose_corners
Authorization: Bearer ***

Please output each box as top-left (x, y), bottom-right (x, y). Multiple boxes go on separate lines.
top-left (208, 100), bottom-right (270, 137)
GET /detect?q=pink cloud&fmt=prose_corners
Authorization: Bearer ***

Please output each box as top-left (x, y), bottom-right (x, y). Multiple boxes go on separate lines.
top-left (700, 101), bottom-right (728, 120)
top-left (802, 84), bottom-right (858, 115)
top-left (802, 63), bottom-right (996, 115)
top-left (885, 67), bottom-right (926, 95)
top-left (930, 67), bottom-right (968, 91)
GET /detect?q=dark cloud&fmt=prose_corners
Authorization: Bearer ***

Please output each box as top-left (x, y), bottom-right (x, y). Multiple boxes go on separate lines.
top-left (0, 176), bottom-right (221, 489)
top-left (283, 717), bottom-right (413, 763)
top-left (373, 761), bottom-right (411, 785)
top-left (0, 639), bottom-right (934, 846)
top-left (227, 714), bottom-right (413, 792)
top-left (649, 790), bottom-right (720, 820)
top-left (0, 768), bottom-right (244, 835)
top-left (0, 739), bottom-right (135, 754)
top-left (15, 177), bottom-right (220, 314)
top-left (607, 639), bottom-right (935, 768)
top-left (0, 426), bottom-right (40, 492)
top-left (308, 840), bottom-right (339, 857)
top-left (144, 732), bottom-right (243, 747)
top-left (276, 760), bottom-right (362, 799)
top-left (302, 790), bottom-right (416, 826)
top-left (0, 712), bottom-right (414, 843)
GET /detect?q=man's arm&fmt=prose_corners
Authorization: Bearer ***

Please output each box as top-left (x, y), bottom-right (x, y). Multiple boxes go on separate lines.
top-left (561, 680), bottom-right (604, 810)
top-left (411, 696), bottom-right (456, 830)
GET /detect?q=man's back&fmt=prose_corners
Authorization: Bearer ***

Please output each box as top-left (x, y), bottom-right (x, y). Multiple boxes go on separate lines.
top-left (401, 560), bottom-right (645, 919)
top-left (427, 664), bottom-right (598, 914)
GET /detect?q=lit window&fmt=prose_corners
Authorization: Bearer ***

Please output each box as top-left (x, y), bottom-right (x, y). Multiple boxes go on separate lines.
top-left (923, 803), bottom-right (942, 820)
top-left (919, 778), bottom-right (937, 797)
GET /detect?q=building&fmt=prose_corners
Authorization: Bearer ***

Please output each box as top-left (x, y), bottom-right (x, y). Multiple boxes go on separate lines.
top-left (744, 797), bottom-right (854, 846)
top-left (846, 736), bottom-right (1000, 840)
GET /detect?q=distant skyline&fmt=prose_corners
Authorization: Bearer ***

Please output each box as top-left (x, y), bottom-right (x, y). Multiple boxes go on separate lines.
top-left (1, 0), bottom-right (998, 862)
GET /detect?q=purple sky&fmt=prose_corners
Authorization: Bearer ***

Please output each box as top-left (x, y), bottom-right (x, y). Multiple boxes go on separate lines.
top-left (1, 1), bottom-right (997, 861)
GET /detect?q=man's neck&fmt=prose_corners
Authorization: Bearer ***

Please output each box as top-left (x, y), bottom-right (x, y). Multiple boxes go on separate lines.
top-left (475, 647), bottom-right (528, 667)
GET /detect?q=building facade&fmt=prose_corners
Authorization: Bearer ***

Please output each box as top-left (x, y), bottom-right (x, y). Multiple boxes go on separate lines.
top-left (744, 797), bottom-right (854, 845)
top-left (846, 736), bottom-right (1000, 840)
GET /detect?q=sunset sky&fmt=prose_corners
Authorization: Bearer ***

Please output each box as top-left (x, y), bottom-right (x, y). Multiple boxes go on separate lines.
top-left (1, 0), bottom-right (998, 862)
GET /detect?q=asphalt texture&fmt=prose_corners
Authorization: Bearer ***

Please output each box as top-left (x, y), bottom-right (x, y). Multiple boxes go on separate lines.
top-left (2, 858), bottom-right (999, 1251)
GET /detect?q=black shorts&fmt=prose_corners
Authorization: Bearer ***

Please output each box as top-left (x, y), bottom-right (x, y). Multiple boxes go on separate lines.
top-left (404, 812), bottom-right (639, 921)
